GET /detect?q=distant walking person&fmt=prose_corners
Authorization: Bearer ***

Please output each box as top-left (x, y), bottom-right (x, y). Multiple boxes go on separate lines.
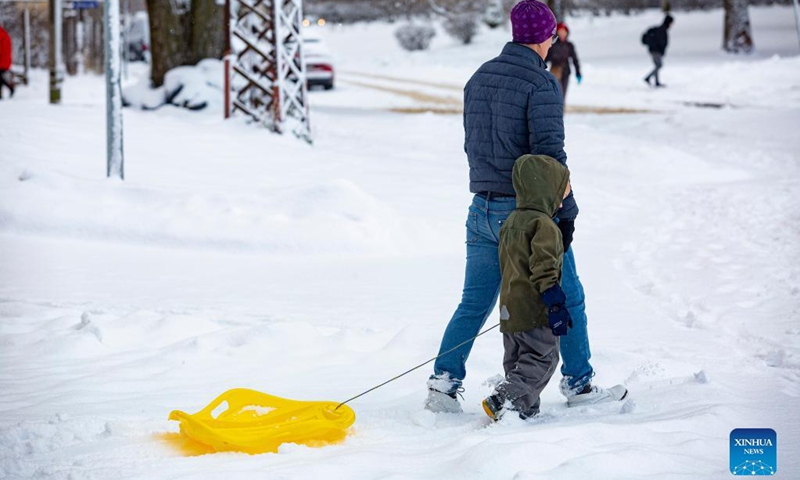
top-left (642, 15), bottom-right (673, 88)
top-left (0, 26), bottom-right (14, 99)
top-left (545, 22), bottom-right (581, 103)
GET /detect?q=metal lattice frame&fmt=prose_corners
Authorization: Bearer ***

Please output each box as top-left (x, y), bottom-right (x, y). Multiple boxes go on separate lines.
top-left (225, 0), bottom-right (311, 141)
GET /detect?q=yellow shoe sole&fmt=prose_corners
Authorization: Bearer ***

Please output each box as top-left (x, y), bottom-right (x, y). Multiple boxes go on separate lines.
top-left (482, 399), bottom-right (498, 421)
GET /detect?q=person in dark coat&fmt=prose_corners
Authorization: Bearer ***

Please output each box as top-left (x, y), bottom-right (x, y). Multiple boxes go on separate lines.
top-left (0, 26), bottom-right (15, 99)
top-left (643, 15), bottom-right (674, 88)
top-left (545, 22), bottom-right (581, 103)
top-left (425, 0), bottom-right (627, 416)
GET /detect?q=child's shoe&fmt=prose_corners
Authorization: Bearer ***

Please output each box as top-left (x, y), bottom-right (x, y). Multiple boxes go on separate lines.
top-left (518, 406), bottom-right (539, 420)
top-left (483, 394), bottom-right (538, 420)
top-left (482, 394), bottom-right (505, 421)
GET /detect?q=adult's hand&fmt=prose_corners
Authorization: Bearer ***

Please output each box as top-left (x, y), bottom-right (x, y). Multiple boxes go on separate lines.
top-left (558, 219), bottom-right (575, 252)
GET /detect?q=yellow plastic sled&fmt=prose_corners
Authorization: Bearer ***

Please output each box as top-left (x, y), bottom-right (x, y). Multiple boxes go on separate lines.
top-left (168, 388), bottom-right (356, 454)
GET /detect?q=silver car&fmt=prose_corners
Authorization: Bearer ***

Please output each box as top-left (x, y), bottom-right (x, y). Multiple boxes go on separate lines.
top-left (303, 35), bottom-right (334, 90)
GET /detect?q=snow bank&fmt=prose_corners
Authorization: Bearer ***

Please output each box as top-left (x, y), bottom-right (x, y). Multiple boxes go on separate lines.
top-left (0, 164), bottom-right (412, 255)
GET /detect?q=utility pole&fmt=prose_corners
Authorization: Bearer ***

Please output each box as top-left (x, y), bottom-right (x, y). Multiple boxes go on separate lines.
top-left (49, 0), bottom-right (64, 103)
top-left (22, 8), bottom-right (32, 85)
top-left (105, 0), bottom-right (124, 179)
top-left (121, 0), bottom-right (129, 80)
top-left (793, 0), bottom-right (800, 51)
top-left (77, 10), bottom-right (85, 75)
top-left (224, 0), bottom-right (231, 119)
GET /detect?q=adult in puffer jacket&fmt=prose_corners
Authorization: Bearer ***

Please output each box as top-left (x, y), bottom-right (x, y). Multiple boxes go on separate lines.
top-left (0, 26), bottom-right (15, 99)
top-left (425, 0), bottom-right (627, 417)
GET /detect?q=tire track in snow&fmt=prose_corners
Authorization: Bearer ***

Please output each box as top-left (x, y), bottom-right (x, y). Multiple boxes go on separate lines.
top-left (338, 71), bottom-right (653, 115)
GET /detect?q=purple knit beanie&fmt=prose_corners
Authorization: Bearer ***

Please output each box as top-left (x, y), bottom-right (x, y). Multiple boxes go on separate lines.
top-left (510, 1), bottom-right (557, 45)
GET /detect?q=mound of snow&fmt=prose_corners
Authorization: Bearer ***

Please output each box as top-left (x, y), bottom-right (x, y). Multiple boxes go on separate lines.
top-left (123, 59), bottom-right (224, 113)
top-left (0, 164), bottom-right (415, 256)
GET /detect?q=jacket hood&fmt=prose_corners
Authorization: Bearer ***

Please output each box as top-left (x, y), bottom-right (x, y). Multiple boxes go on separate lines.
top-left (512, 155), bottom-right (570, 217)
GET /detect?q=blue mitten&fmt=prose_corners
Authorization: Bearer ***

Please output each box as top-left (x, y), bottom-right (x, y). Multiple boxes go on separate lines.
top-left (576, 75), bottom-right (582, 85)
top-left (541, 284), bottom-right (573, 336)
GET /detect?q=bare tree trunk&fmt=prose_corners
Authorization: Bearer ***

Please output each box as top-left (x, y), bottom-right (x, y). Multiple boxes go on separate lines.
top-left (723, 0), bottom-right (753, 53)
top-left (64, 11), bottom-right (78, 75)
top-left (190, 0), bottom-right (225, 63)
top-left (145, 0), bottom-right (224, 86)
top-left (547, 0), bottom-right (564, 23)
top-left (86, 8), bottom-right (105, 73)
top-left (145, 0), bottom-right (191, 86)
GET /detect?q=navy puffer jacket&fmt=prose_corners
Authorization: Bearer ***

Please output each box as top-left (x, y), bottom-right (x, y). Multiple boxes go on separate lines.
top-left (464, 42), bottom-right (578, 220)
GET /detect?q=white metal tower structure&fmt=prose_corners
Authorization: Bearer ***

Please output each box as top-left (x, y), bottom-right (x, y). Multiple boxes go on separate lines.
top-left (224, 0), bottom-right (311, 142)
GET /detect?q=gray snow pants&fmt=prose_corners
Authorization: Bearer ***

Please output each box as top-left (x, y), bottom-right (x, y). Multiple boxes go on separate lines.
top-left (497, 327), bottom-right (560, 416)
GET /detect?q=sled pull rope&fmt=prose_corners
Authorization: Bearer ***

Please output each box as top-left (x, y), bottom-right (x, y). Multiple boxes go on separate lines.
top-left (335, 323), bottom-right (500, 410)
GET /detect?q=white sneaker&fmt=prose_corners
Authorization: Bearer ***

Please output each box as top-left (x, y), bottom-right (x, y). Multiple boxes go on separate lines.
top-left (424, 389), bottom-right (463, 414)
top-left (567, 384), bottom-right (628, 407)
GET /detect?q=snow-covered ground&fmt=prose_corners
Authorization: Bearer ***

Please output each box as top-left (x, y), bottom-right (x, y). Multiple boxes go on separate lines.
top-left (1, 6), bottom-right (799, 480)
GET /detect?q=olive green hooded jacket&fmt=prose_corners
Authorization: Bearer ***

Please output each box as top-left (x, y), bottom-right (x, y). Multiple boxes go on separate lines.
top-left (498, 155), bottom-right (570, 333)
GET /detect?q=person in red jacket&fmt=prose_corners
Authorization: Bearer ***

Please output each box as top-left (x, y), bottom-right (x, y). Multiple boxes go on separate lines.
top-left (545, 22), bottom-right (581, 103)
top-left (0, 26), bottom-right (15, 99)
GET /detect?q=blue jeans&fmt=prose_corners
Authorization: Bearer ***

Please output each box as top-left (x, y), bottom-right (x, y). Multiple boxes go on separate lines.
top-left (429, 194), bottom-right (594, 396)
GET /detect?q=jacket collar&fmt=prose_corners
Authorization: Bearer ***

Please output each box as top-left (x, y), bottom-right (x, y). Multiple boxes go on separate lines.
top-left (501, 42), bottom-right (548, 69)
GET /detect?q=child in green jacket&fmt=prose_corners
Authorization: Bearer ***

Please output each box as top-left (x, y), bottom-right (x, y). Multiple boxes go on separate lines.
top-left (482, 154), bottom-right (573, 420)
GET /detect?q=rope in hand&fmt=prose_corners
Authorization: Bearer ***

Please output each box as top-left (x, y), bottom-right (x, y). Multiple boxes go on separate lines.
top-left (334, 322), bottom-right (500, 410)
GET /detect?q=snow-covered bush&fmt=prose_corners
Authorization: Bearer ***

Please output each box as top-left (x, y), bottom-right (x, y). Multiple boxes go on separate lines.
top-left (395, 24), bottom-right (436, 52)
top-left (443, 14), bottom-right (479, 44)
top-left (163, 59), bottom-right (224, 110)
top-left (483, 0), bottom-right (505, 28)
top-left (122, 58), bottom-right (224, 112)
